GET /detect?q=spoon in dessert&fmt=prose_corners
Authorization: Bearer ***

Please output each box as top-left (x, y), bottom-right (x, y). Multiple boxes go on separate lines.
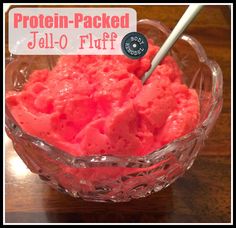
top-left (141, 4), bottom-right (203, 84)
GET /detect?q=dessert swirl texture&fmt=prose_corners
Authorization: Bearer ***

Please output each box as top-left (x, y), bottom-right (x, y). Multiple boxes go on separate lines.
top-left (6, 40), bottom-right (199, 157)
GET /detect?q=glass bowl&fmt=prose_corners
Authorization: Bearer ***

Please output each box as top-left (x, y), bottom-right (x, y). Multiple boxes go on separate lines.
top-left (5, 19), bottom-right (223, 202)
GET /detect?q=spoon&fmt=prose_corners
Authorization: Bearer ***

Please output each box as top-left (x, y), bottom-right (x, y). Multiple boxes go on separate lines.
top-left (141, 4), bottom-right (203, 84)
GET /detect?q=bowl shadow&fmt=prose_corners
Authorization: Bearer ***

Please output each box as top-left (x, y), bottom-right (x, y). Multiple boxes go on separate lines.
top-left (43, 185), bottom-right (174, 223)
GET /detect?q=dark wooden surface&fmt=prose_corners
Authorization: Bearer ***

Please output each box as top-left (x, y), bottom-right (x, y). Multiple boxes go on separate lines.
top-left (5, 5), bottom-right (231, 223)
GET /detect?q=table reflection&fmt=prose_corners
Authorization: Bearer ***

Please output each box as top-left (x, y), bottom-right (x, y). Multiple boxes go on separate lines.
top-left (5, 132), bottom-right (31, 178)
top-left (9, 155), bottom-right (30, 177)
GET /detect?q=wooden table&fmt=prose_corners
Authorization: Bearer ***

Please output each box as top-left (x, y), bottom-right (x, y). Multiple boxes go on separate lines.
top-left (5, 5), bottom-right (231, 223)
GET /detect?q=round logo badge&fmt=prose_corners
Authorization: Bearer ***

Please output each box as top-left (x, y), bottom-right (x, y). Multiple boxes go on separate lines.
top-left (121, 32), bottom-right (148, 59)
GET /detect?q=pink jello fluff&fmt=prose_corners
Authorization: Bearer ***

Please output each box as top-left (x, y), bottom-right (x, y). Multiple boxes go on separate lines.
top-left (6, 40), bottom-right (200, 157)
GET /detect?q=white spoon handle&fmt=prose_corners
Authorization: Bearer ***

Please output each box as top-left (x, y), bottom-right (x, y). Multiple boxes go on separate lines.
top-left (141, 5), bottom-right (203, 84)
